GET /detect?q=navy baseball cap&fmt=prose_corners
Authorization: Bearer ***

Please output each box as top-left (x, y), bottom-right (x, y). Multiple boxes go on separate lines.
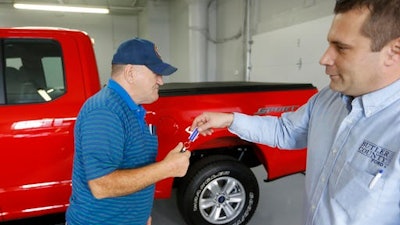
top-left (112, 38), bottom-right (177, 76)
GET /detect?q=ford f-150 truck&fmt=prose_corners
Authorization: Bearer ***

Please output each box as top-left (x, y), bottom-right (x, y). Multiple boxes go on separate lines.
top-left (0, 27), bottom-right (318, 225)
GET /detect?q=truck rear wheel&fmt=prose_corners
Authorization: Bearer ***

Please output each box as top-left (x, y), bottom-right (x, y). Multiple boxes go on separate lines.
top-left (177, 155), bottom-right (259, 225)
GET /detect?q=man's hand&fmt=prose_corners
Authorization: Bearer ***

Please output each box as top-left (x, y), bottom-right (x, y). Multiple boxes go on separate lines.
top-left (190, 112), bottom-right (234, 136)
top-left (147, 216), bottom-right (152, 225)
top-left (161, 142), bottom-right (190, 177)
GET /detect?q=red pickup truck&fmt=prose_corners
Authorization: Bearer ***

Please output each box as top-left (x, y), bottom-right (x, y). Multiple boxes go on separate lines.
top-left (0, 27), bottom-right (318, 225)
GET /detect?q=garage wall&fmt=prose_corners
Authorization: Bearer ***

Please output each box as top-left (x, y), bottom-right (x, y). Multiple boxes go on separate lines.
top-left (254, 0), bottom-right (334, 34)
top-left (213, 0), bottom-right (335, 87)
top-left (139, 0), bottom-right (172, 75)
top-left (214, 0), bottom-right (246, 81)
top-left (0, 0), bottom-right (337, 87)
top-left (250, 15), bottom-right (332, 90)
top-left (165, 0), bottom-right (190, 83)
top-left (248, 0), bottom-right (334, 89)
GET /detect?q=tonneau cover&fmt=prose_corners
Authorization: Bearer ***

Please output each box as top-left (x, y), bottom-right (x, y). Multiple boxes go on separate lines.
top-left (159, 81), bottom-right (316, 96)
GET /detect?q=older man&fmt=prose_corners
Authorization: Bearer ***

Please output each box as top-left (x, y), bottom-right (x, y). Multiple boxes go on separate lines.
top-left (66, 38), bottom-right (190, 225)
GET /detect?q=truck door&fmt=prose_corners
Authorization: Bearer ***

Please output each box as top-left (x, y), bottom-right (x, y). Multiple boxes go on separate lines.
top-left (0, 38), bottom-right (75, 221)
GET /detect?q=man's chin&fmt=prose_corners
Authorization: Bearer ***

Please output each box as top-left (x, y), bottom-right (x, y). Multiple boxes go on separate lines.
top-left (143, 96), bottom-right (159, 105)
top-left (329, 82), bottom-right (342, 92)
top-left (151, 95), bottom-right (159, 103)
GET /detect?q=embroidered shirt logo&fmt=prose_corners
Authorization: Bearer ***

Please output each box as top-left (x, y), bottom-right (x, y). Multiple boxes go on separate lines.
top-left (358, 140), bottom-right (394, 168)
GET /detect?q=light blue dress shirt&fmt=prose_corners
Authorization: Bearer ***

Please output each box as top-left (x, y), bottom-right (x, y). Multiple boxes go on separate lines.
top-left (229, 80), bottom-right (400, 225)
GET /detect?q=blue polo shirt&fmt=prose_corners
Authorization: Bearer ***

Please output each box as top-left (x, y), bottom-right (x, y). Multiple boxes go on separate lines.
top-left (66, 79), bottom-right (158, 225)
top-left (229, 79), bottom-right (400, 225)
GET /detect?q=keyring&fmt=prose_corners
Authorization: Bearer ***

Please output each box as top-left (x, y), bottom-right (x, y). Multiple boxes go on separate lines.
top-left (181, 142), bottom-right (191, 152)
top-left (181, 126), bottom-right (199, 152)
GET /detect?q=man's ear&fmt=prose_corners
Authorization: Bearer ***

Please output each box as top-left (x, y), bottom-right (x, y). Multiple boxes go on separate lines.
top-left (123, 65), bottom-right (135, 83)
top-left (385, 38), bottom-right (400, 66)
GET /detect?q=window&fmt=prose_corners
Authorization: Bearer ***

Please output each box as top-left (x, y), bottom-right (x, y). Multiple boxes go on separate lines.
top-left (2, 39), bottom-right (65, 104)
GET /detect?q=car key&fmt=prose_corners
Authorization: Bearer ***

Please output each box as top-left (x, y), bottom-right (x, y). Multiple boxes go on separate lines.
top-left (181, 126), bottom-right (199, 152)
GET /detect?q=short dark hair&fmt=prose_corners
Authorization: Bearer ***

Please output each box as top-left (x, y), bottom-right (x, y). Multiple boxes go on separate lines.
top-left (335, 0), bottom-right (400, 51)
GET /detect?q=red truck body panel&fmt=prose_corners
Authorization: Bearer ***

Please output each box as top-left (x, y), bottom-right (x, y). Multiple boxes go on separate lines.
top-left (0, 27), bottom-right (100, 221)
top-left (0, 28), bottom-right (318, 222)
top-left (145, 82), bottom-right (317, 198)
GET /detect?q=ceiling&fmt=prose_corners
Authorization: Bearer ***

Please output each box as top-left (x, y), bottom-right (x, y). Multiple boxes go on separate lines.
top-left (0, 0), bottom-right (150, 15)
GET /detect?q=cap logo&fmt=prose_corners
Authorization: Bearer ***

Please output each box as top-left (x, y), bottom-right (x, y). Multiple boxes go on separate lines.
top-left (154, 45), bottom-right (162, 59)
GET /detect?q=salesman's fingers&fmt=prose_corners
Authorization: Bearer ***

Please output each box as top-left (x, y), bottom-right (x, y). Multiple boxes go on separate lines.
top-left (190, 115), bottom-right (206, 131)
top-left (192, 113), bottom-right (215, 133)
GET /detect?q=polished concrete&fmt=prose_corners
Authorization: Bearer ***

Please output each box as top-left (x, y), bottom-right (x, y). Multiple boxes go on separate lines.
top-left (2, 166), bottom-right (305, 225)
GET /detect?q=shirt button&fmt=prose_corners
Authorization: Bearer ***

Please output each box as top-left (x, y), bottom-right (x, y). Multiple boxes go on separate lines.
top-left (332, 148), bottom-right (337, 154)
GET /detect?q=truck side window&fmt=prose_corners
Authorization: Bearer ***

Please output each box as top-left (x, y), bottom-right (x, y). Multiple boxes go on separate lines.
top-left (3, 39), bottom-right (66, 104)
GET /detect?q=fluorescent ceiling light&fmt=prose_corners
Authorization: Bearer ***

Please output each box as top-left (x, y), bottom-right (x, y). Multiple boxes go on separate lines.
top-left (14, 3), bottom-right (109, 14)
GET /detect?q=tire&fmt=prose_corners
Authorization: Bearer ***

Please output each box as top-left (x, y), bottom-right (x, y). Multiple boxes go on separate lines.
top-left (177, 155), bottom-right (259, 225)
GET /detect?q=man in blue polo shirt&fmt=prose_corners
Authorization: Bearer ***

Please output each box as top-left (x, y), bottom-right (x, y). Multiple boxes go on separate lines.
top-left (66, 38), bottom-right (191, 225)
top-left (189, 0), bottom-right (400, 225)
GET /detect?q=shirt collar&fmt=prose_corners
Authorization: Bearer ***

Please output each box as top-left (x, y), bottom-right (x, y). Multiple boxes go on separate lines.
top-left (342, 79), bottom-right (400, 117)
top-left (107, 79), bottom-right (145, 114)
top-left (341, 94), bottom-right (354, 112)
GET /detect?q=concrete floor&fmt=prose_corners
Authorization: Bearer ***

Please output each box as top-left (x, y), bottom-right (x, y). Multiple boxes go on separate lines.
top-left (152, 166), bottom-right (305, 225)
top-left (2, 166), bottom-right (305, 225)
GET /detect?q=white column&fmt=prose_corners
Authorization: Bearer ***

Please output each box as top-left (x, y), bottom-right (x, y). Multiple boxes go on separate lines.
top-left (188, 0), bottom-right (208, 82)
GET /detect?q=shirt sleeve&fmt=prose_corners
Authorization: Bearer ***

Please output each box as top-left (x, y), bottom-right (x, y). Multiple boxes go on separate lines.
top-left (80, 108), bottom-right (124, 181)
top-left (228, 93), bottom-right (318, 150)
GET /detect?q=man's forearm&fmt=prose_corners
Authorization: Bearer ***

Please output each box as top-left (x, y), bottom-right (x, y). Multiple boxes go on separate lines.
top-left (88, 160), bottom-right (171, 199)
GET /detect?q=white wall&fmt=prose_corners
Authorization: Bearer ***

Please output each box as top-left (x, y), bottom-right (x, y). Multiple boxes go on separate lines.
top-left (215, 0), bottom-right (246, 81)
top-left (254, 0), bottom-right (334, 34)
top-left (168, 0), bottom-right (190, 82)
top-left (212, 0), bottom-right (335, 88)
top-left (250, 16), bottom-right (333, 90)
top-left (168, 0), bottom-right (217, 83)
top-left (139, 0), bottom-right (173, 83)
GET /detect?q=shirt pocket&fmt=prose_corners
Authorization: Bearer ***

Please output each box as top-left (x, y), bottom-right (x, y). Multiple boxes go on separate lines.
top-left (332, 162), bottom-right (384, 221)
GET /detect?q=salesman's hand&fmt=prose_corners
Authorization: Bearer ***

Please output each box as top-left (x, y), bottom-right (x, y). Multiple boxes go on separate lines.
top-left (162, 142), bottom-right (190, 177)
top-left (190, 112), bottom-right (234, 136)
